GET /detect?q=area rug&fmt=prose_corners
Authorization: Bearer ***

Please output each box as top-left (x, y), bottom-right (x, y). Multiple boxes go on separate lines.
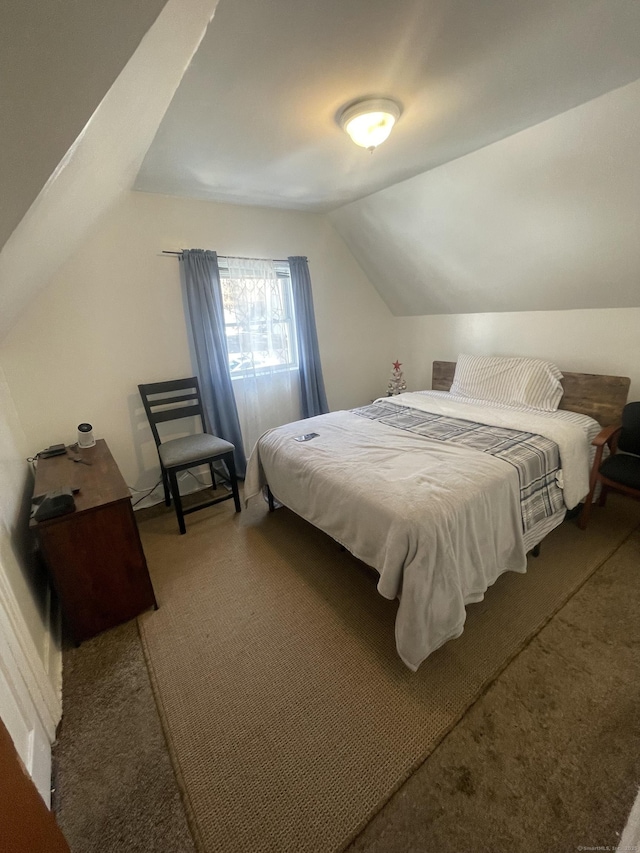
top-left (138, 495), bottom-right (640, 853)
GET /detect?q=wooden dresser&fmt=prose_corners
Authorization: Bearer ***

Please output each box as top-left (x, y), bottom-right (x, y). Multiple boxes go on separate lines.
top-left (30, 439), bottom-right (157, 644)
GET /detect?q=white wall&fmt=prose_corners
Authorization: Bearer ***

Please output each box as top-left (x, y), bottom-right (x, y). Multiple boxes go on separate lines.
top-left (0, 360), bottom-right (61, 800)
top-left (0, 192), bottom-right (394, 493)
top-left (0, 363), bottom-right (59, 683)
top-left (395, 308), bottom-right (640, 402)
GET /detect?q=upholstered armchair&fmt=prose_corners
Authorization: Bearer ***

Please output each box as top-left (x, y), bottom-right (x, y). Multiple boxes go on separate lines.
top-left (578, 402), bottom-right (640, 529)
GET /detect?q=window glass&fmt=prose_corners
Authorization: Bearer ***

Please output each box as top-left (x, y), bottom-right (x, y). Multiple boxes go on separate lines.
top-left (219, 260), bottom-right (297, 375)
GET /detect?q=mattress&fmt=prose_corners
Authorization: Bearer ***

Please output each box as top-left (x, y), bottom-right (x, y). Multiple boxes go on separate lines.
top-left (244, 392), bottom-right (599, 669)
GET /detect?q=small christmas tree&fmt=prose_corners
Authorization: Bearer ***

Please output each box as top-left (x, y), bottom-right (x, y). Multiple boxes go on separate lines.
top-left (387, 360), bottom-right (407, 396)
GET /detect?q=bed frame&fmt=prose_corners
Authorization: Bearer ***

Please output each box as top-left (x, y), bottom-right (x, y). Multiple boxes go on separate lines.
top-left (432, 361), bottom-right (630, 427)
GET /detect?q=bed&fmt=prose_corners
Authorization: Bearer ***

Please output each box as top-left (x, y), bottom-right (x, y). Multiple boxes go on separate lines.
top-left (244, 357), bottom-right (629, 670)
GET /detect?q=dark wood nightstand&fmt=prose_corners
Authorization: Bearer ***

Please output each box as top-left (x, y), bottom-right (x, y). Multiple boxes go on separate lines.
top-left (30, 439), bottom-right (157, 644)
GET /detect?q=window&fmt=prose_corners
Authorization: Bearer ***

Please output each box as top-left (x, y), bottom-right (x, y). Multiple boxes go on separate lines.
top-left (219, 258), bottom-right (297, 376)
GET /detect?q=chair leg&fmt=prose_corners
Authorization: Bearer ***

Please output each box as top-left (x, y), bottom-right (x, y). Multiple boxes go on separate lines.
top-left (598, 485), bottom-right (609, 507)
top-left (578, 467), bottom-right (602, 530)
top-left (209, 462), bottom-right (217, 491)
top-left (226, 453), bottom-right (241, 513)
top-left (578, 484), bottom-right (599, 530)
top-left (168, 469), bottom-right (186, 534)
top-left (162, 469), bottom-right (171, 507)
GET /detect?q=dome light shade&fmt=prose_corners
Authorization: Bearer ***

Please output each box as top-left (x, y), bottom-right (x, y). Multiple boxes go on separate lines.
top-left (338, 98), bottom-right (402, 151)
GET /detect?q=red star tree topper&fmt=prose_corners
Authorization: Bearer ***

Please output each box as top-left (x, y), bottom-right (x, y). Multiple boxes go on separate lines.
top-left (387, 360), bottom-right (407, 396)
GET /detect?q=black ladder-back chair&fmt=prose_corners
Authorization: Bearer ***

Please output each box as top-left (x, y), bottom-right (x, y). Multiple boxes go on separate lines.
top-left (138, 377), bottom-right (241, 534)
top-left (579, 401), bottom-right (640, 529)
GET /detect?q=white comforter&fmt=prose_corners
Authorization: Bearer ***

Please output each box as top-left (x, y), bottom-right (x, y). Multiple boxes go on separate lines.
top-left (244, 395), bottom-right (595, 670)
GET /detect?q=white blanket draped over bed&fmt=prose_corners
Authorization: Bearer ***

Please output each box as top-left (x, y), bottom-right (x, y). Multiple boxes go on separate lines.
top-left (244, 393), bottom-right (597, 670)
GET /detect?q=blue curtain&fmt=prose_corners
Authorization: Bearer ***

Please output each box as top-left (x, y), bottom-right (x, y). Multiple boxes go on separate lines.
top-left (288, 256), bottom-right (329, 418)
top-left (180, 249), bottom-right (246, 477)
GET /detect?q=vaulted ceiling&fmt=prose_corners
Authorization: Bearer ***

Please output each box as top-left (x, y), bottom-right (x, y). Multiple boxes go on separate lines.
top-left (0, 0), bottom-right (219, 339)
top-left (135, 0), bottom-right (640, 213)
top-left (0, 0), bottom-right (168, 250)
top-left (133, 0), bottom-right (640, 316)
top-left (2, 0), bottom-right (640, 331)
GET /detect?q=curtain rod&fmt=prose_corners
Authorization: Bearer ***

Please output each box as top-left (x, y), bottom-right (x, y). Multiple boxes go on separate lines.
top-left (162, 251), bottom-right (289, 263)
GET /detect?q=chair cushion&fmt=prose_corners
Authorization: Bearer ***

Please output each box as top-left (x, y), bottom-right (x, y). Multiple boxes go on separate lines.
top-left (619, 402), bottom-right (640, 456)
top-left (600, 452), bottom-right (640, 491)
top-left (159, 434), bottom-right (235, 468)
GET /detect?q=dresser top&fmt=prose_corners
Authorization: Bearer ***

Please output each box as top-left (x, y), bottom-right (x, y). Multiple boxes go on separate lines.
top-left (31, 439), bottom-right (130, 525)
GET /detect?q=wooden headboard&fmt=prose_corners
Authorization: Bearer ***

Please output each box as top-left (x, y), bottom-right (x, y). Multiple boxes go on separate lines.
top-left (432, 361), bottom-right (630, 427)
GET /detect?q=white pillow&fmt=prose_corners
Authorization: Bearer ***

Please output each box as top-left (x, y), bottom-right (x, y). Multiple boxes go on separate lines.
top-left (450, 354), bottom-right (564, 411)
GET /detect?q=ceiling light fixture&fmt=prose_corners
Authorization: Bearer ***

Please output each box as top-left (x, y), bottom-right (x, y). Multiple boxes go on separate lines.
top-left (337, 97), bottom-right (402, 152)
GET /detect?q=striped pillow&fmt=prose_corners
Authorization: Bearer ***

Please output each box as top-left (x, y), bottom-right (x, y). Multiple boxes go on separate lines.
top-left (450, 354), bottom-right (564, 411)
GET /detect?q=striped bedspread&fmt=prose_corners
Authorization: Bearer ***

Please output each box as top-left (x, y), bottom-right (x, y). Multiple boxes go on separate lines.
top-left (353, 399), bottom-right (564, 532)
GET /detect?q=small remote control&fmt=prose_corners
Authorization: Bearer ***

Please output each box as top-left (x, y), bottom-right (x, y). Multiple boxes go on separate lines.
top-left (294, 433), bottom-right (319, 442)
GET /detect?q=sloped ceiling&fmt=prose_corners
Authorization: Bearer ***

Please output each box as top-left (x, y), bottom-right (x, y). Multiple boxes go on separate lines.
top-left (135, 0), bottom-right (640, 213)
top-left (132, 0), bottom-right (640, 317)
top-left (0, 0), bottom-right (168, 251)
top-left (0, 0), bottom-right (219, 340)
top-left (2, 0), bottom-right (639, 330)
top-left (329, 79), bottom-right (640, 315)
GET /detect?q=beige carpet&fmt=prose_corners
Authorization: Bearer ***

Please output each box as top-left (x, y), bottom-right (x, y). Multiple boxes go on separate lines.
top-left (138, 495), bottom-right (640, 853)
